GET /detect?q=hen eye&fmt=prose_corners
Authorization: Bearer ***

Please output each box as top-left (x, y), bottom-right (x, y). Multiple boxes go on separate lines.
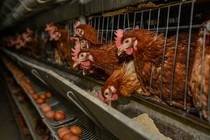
top-left (125, 39), bottom-right (130, 43)
top-left (104, 91), bottom-right (110, 98)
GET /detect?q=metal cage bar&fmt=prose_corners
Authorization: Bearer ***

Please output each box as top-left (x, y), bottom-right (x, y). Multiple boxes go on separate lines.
top-left (160, 6), bottom-right (170, 101)
top-left (169, 2), bottom-right (182, 106)
top-left (184, 0), bottom-right (195, 110)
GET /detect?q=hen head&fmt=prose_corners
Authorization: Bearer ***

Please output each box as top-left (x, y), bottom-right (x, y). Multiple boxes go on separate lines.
top-left (73, 51), bottom-right (92, 69)
top-left (115, 29), bottom-right (137, 56)
top-left (117, 29), bottom-right (157, 56)
top-left (75, 28), bottom-right (84, 37)
top-left (98, 86), bottom-right (118, 105)
top-left (50, 31), bottom-right (61, 41)
top-left (45, 23), bottom-right (57, 33)
top-left (117, 37), bottom-right (137, 56)
top-left (74, 21), bottom-right (84, 37)
top-left (80, 39), bottom-right (90, 50)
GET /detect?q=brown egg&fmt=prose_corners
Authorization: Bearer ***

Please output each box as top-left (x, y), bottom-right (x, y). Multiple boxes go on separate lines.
top-left (40, 94), bottom-right (46, 100)
top-left (28, 88), bottom-right (35, 95)
top-left (57, 127), bottom-right (69, 134)
top-left (45, 110), bottom-right (55, 119)
top-left (69, 126), bottom-right (82, 136)
top-left (36, 98), bottom-right (45, 104)
top-left (46, 92), bottom-right (53, 98)
top-left (57, 129), bottom-right (70, 138)
top-left (26, 79), bottom-right (31, 84)
top-left (56, 110), bottom-right (64, 114)
top-left (54, 110), bottom-right (65, 121)
top-left (69, 135), bottom-right (79, 140)
top-left (40, 103), bottom-right (48, 108)
top-left (61, 132), bottom-right (73, 140)
top-left (41, 105), bottom-right (51, 113)
top-left (32, 94), bottom-right (38, 100)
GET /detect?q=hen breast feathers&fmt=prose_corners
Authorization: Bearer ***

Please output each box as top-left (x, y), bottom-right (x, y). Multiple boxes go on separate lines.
top-left (122, 29), bottom-right (197, 108)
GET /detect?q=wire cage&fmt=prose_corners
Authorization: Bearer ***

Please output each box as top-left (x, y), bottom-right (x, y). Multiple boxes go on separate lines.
top-left (86, 0), bottom-right (210, 123)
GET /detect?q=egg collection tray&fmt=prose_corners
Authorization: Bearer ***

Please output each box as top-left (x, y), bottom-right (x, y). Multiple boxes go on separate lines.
top-left (3, 58), bottom-right (118, 140)
top-left (42, 102), bottom-right (79, 127)
top-left (22, 80), bottom-right (83, 127)
top-left (51, 115), bottom-right (118, 140)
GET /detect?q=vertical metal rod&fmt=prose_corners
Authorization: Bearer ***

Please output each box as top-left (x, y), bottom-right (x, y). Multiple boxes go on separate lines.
top-left (68, 23), bottom-right (71, 36)
top-left (111, 16), bottom-right (114, 41)
top-left (148, 10), bottom-right (153, 94)
top-left (140, 11), bottom-right (144, 29)
top-left (94, 17), bottom-right (96, 29)
top-left (149, 65), bottom-right (153, 95)
top-left (97, 16), bottom-right (101, 43)
top-left (148, 9), bottom-right (151, 30)
top-left (184, 0), bottom-right (195, 110)
top-left (89, 20), bottom-right (92, 26)
top-left (199, 29), bottom-right (207, 118)
top-left (169, 3), bottom-right (182, 105)
top-left (127, 13), bottom-right (130, 28)
top-left (71, 23), bottom-right (74, 36)
top-left (160, 6), bottom-right (170, 101)
top-left (66, 24), bottom-right (69, 42)
top-left (106, 17), bottom-right (109, 43)
top-left (156, 8), bottom-right (161, 34)
top-left (208, 54), bottom-right (210, 122)
top-left (123, 13), bottom-right (126, 29)
top-left (101, 16), bottom-right (105, 43)
top-left (117, 14), bottom-right (120, 29)
top-left (133, 12), bottom-right (136, 28)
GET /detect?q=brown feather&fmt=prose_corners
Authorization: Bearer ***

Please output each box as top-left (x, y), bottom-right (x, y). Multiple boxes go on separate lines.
top-left (90, 41), bottom-right (121, 75)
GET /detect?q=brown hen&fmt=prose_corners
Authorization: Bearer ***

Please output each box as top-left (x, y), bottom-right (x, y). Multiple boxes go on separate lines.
top-left (118, 29), bottom-right (197, 109)
top-left (98, 60), bottom-right (143, 105)
top-left (189, 26), bottom-right (210, 119)
top-left (46, 24), bottom-right (74, 67)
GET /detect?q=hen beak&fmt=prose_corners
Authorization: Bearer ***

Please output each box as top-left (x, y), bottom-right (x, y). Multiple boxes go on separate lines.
top-left (107, 100), bottom-right (112, 106)
top-left (73, 33), bottom-right (80, 38)
top-left (118, 47), bottom-right (124, 56)
top-left (73, 61), bottom-right (80, 68)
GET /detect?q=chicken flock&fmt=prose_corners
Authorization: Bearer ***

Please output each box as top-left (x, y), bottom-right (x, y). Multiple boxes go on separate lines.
top-left (1, 20), bottom-right (210, 121)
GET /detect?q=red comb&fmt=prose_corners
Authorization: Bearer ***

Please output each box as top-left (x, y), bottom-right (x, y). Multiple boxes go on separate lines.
top-left (114, 29), bottom-right (124, 48)
top-left (71, 38), bottom-right (81, 61)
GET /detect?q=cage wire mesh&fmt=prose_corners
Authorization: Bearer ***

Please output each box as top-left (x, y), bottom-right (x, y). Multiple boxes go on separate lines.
top-left (87, 0), bottom-right (210, 122)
